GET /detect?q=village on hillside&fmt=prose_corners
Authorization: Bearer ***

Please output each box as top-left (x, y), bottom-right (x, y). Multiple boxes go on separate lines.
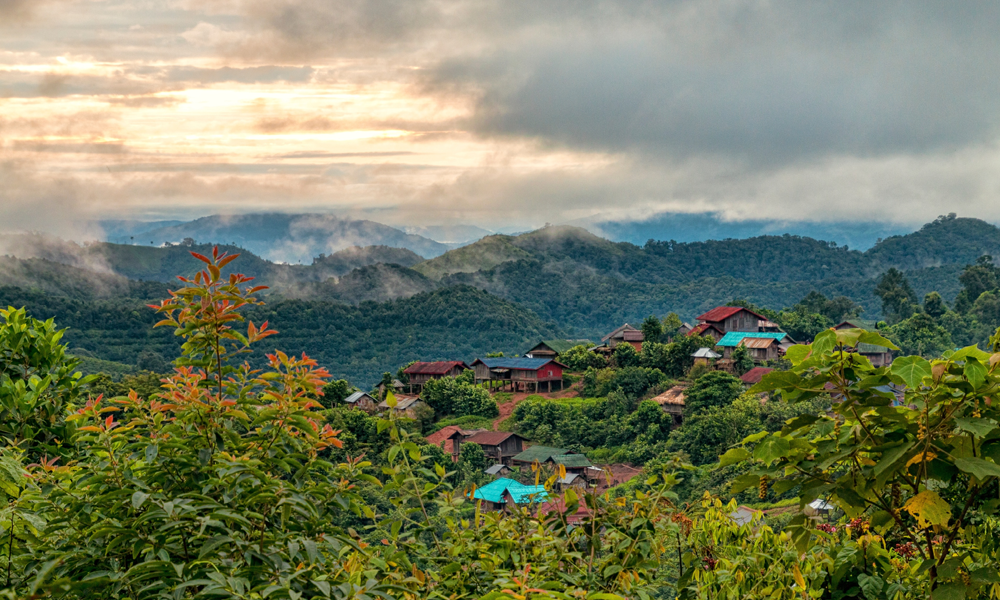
top-left (330, 304), bottom-right (893, 520)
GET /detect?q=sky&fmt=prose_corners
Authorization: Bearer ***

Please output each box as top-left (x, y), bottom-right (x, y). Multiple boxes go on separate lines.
top-left (3, 0), bottom-right (1000, 238)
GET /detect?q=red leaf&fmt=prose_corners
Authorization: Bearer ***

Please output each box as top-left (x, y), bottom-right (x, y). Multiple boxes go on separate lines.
top-left (190, 252), bottom-right (211, 264)
top-left (218, 254), bottom-right (240, 268)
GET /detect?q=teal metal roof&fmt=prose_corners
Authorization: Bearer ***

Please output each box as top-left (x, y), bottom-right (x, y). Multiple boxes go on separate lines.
top-left (471, 478), bottom-right (549, 504)
top-left (472, 478), bottom-right (519, 503)
top-left (504, 483), bottom-right (549, 504)
top-left (717, 331), bottom-right (788, 347)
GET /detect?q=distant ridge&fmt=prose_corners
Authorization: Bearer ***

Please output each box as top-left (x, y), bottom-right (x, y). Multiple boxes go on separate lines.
top-left (100, 214), bottom-right (449, 263)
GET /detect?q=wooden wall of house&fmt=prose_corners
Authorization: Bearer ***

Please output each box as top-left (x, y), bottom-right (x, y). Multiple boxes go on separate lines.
top-left (499, 436), bottom-right (523, 456)
top-left (722, 312), bottom-right (759, 332)
top-left (474, 363), bottom-right (492, 380)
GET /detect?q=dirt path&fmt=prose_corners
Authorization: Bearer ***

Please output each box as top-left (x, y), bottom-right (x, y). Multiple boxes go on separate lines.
top-left (491, 387), bottom-right (580, 430)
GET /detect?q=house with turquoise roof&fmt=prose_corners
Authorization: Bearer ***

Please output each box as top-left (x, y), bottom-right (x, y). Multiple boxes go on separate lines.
top-left (715, 331), bottom-right (794, 362)
top-left (472, 478), bottom-right (549, 511)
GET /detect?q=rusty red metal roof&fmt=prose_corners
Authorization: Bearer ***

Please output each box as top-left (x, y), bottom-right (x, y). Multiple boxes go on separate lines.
top-left (403, 361), bottom-right (469, 375)
top-left (465, 431), bottom-right (521, 446)
top-left (696, 306), bottom-right (766, 323)
top-left (740, 367), bottom-right (774, 385)
top-left (687, 323), bottom-right (722, 337)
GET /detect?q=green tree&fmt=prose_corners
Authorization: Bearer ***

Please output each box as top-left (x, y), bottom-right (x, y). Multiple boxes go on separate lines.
top-left (560, 344), bottom-right (606, 371)
top-left (662, 312), bottom-right (684, 339)
top-left (319, 378), bottom-right (354, 408)
top-left (923, 291), bottom-right (947, 318)
top-left (955, 255), bottom-right (999, 313)
top-left (641, 315), bottom-right (664, 344)
top-left (0, 307), bottom-right (93, 458)
top-left (730, 344), bottom-right (754, 376)
top-left (683, 370), bottom-right (743, 415)
top-left (612, 342), bottom-right (640, 368)
top-left (422, 375), bottom-right (498, 418)
top-left (458, 441), bottom-right (488, 472)
top-left (886, 312), bottom-right (954, 357)
top-left (874, 267), bottom-right (917, 323)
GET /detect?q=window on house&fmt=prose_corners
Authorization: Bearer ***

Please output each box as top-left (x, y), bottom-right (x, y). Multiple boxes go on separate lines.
top-left (548, 370), bottom-right (552, 376)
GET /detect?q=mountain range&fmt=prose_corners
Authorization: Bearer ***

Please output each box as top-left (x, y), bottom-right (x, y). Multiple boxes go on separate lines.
top-left (99, 214), bottom-right (452, 263)
top-left (3, 213), bottom-right (998, 386)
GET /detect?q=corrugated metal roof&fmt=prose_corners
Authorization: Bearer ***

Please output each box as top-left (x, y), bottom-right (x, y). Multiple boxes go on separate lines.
top-left (740, 367), bottom-right (774, 384)
top-left (552, 454), bottom-right (592, 468)
top-left (472, 478), bottom-right (519, 503)
top-left (471, 479), bottom-right (548, 504)
top-left (465, 431), bottom-right (520, 446)
top-left (512, 445), bottom-right (569, 463)
top-left (403, 361), bottom-right (469, 375)
top-left (343, 391), bottom-right (373, 404)
top-left (697, 306), bottom-right (765, 323)
top-left (601, 323), bottom-right (639, 342)
top-left (504, 482), bottom-right (549, 504)
top-left (485, 464), bottom-right (508, 475)
top-left (836, 319), bottom-right (878, 331)
top-left (692, 347), bottom-right (721, 358)
top-left (474, 357), bottom-right (561, 370)
top-left (716, 331), bottom-right (788, 347)
top-left (687, 323), bottom-right (722, 337)
top-left (740, 337), bottom-right (776, 349)
top-left (622, 330), bottom-right (644, 341)
top-left (378, 395), bottom-right (423, 410)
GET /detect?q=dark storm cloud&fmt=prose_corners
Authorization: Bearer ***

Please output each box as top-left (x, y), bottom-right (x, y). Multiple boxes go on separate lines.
top-left (422, 1), bottom-right (1000, 163)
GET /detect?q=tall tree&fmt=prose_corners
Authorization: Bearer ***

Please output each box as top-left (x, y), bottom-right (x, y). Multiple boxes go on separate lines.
top-left (874, 268), bottom-right (917, 323)
top-left (641, 315), bottom-right (664, 344)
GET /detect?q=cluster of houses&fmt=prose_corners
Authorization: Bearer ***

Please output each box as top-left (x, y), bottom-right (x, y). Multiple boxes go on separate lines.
top-left (336, 305), bottom-right (894, 512)
top-left (342, 304), bottom-right (892, 422)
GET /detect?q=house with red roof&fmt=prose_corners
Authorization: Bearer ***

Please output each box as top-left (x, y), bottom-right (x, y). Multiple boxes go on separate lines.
top-left (693, 306), bottom-right (768, 333)
top-left (402, 361), bottom-right (470, 392)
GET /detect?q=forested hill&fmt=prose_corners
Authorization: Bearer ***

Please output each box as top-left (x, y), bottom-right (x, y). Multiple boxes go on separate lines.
top-left (416, 215), bottom-right (1000, 284)
top-left (0, 283), bottom-right (556, 387)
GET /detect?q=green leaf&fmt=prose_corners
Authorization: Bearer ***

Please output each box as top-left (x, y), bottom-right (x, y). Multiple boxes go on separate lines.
top-left (891, 356), bottom-right (933, 389)
top-left (874, 443), bottom-right (911, 479)
top-left (954, 457), bottom-right (1000, 480)
top-left (965, 358), bottom-right (987, 389)
top-left (931, 583), bottom-right (966, 600)
top-left (730, 474), bottom-right (760, 495)
top-left (903, 490), bottom-right (952, 527)
top-left (812, 329), bottom-right (836, 355)
top-left (748, 370), bottom-right (801, 393)
top-left (131, 491), bottom-right (149, 510)
top-left (718, 448), bottom-right (751, 468)
top-left (784, 345), bottom-right (811, 366)
top-left (954, 417), bottom-right (997, 438)
top-left (857, 574), bottom-right (884, 600)
top-left (951, 345), bottom-right (991, 363)
top-left (752, 435), bottom-right (790, 465)
top-left (858, 331), bottom-right (899, 350)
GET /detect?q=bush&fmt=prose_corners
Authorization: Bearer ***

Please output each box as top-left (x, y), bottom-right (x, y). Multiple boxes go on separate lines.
top-left (683, 370), bottom-right (743, 415)
top-left (422, 375), bottom-right (498, 418)
top-left (559, 344), bottom-right (606, 371)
